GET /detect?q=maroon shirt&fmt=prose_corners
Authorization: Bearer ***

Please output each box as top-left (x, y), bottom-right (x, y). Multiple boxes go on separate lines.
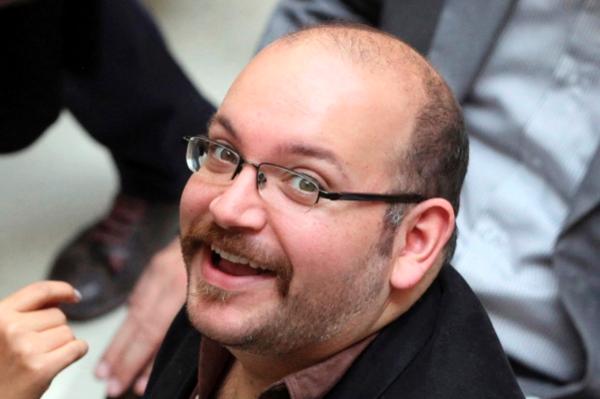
top-left (190, 334), bottom-right (376, 399)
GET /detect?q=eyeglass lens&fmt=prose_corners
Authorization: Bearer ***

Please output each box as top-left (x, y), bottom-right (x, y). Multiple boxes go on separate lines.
top-left (186, 138), bottom-right (321, 207)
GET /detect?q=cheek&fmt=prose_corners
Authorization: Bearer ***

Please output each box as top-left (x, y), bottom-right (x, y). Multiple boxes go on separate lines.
top-left (279, 212), bottom-right (383, 283)
top-left (179, 177), bottom-right (213, 231)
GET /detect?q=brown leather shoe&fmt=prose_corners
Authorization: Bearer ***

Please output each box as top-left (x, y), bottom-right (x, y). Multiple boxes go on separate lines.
top-left (48, 194), bottom-right (179, 320)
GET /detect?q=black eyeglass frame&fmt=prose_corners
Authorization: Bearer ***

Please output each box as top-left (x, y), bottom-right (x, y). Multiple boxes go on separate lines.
top-left (184, 136), bottom-right (428, 205)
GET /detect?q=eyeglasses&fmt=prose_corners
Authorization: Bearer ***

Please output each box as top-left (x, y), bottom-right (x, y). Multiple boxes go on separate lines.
top-left (184, 136), bottom-right (427, 208)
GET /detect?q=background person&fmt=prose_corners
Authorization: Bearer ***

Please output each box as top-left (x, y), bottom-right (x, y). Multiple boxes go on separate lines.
top-left (0, 0), bottom-right (215, 321)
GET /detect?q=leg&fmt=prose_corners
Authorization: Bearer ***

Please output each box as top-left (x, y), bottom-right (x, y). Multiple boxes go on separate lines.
top-left (49, 0), bottom-right (215, 319)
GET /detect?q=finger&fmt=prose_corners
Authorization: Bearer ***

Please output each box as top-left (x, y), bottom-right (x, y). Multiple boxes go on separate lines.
top-left (133, 360), bottom-right (155, 396)
top-left (104, 330), bottom-right (158, 395)
top-left (96, 314), bottom-right (139, 379)
top-left (2, 281), bottom-right (81, 312)
top-left (37, 325), bottom-right (75, 353)
top-left (96, 260), bottom-right (167, 381)
top-left (107, 294), bottom-right (175, 383)
top-left (18, 307), bottom-right (67, 332)
top-left (41, 339), bottom-right (88, 378)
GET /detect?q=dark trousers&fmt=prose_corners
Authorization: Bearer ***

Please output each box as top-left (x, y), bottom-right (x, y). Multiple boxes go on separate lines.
top-left (0, 0), bottom-right (215, 201)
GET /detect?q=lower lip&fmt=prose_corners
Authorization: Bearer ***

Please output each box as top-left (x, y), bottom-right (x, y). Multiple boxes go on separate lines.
top-left (198, 245), bottom-right (276, 292)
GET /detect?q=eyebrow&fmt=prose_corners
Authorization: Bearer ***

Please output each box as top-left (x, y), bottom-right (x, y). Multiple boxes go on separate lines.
top-left (208, 113), bottom-right (348, 179)
top-left (208, 114), bottom-right (239, 139)
top-left (277, 143), bottom-right (348, 179)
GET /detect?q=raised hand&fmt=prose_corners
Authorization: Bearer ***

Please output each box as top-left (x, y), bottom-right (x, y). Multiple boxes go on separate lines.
top-left (0, 281), bottom-right (88, 399)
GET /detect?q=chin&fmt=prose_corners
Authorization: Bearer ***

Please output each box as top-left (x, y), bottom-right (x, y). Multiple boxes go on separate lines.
top-left (185, 303), bottom-right (257, 348)
top-left (185, 289), bottom-right (262, 348)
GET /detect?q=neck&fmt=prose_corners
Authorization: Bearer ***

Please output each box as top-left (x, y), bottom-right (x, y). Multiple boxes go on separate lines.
top-left (218, 278), bottom-right (431, 397)
top-left (226, 344), bottom-right (330, 390)
top-left (223, 316), bottom-right (383, 395)
top-left (221, 349), bottom-right (329, 399)
top-left (219, 360), bottom-right (271, 399)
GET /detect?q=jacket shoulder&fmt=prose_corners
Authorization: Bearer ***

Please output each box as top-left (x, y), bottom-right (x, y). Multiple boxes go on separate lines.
top-left (328, 265), bottom-right (524, 399)
top-left (144, 306), bottom-right (201, 398)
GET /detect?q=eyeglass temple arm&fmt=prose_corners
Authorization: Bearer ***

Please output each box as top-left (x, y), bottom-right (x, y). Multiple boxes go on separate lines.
top-left (319, 191), bottom-right (427, 203)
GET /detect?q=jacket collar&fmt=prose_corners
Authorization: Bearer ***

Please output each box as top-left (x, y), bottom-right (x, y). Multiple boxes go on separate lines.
top-left (324, 271), bottom-right (442, 398)
top-left (427, 0), bottom-right (516, 100)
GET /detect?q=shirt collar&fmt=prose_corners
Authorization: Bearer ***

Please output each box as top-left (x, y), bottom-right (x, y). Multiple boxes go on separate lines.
top-left (192, 334), bottom-right (377, 399)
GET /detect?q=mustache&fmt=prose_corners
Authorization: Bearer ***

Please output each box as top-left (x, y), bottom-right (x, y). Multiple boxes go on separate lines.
top-left (180, 220), bottom-right (293, 292)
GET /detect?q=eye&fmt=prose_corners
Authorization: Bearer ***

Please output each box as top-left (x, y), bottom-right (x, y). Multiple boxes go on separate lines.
top-left (210, 144), bottom-right (238, 164)
top-left (289, 174), bottom-right (319, 194)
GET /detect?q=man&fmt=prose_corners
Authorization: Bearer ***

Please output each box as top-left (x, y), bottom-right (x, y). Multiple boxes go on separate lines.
top-left (144, 25), bottom-right (524, 398)
top-left (256, 2), bottom-right (600, 398)
top-left (95, 2), bottom-right (600, 398)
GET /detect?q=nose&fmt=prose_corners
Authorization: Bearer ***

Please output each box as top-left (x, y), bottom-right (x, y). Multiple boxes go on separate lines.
top-left (208, 164), bottom-right (268, 231)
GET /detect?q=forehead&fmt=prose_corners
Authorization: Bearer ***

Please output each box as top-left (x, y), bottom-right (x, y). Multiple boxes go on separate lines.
top-left (214, 43), bottom-right (420, 186)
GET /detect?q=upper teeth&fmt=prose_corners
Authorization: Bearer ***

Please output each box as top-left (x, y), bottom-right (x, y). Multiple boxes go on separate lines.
top-left (211, 245), bottom-right (265, 270)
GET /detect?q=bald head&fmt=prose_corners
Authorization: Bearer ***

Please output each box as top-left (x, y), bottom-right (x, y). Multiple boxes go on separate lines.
top-left (268, 24), bottom-right (468, 259)
top-left (283, 24), bottom-right (428, 71)
top-left (221, 24), bottom-right (467, 260)
top-left (269, 24), bottom-right (434, 111)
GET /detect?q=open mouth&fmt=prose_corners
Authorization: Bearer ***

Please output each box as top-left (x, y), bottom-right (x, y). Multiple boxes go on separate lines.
top-left (210, 245), bottom-right (275, 277)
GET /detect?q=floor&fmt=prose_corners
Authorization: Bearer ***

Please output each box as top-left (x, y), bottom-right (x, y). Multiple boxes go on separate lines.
top-left (0, 0), bottom-right (276, 397)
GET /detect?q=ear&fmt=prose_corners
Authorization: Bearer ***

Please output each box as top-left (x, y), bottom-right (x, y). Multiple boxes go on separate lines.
top-left (389, 198), bottom-right (455, 290)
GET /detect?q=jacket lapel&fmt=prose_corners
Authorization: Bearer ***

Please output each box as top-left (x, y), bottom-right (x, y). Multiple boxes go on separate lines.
top-left (325, 277), bottom-right (442, 398)
top-left (559, 145), bottom-right (600, 234)
top-left (426, 0), bottom-right (516, 100)
top-left (147, 323), bottom-right (200, 398)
